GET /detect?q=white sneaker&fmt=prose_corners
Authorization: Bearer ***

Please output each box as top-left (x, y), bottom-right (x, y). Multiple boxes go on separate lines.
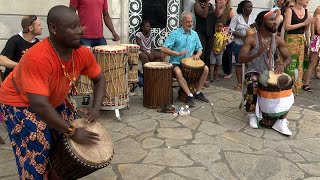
top-left (272, 118), bottom-right (292, 136)
top-left (248, 114), bottom-right (258, 129)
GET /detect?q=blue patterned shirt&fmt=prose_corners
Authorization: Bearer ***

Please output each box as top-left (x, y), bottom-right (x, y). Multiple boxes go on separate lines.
top-left (163, 27), bottom-right (203, 64)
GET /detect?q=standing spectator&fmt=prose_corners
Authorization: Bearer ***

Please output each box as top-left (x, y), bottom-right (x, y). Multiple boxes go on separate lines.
top-left (284, 0), bottom-right (314, 95)
top-left (209, 21), bottom-right (228, 81)
top-left (136, 20), bottom-right (164, 65)
top-left (303, 6), bottom-right (320, 92)
top-left (215, 0), bottom-right (236, 79)
top-left (70, 0), bottom-right (120, 47)
top-left (194, 0), bottom-right (216, 70)
top-left (1, 15), bottom-right (43, 80)
top-left (229, 0), bottom-right (255, 91)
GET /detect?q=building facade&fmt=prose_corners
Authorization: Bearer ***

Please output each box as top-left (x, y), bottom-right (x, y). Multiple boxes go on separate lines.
top-left (0, 0), bottom-right (319, 51)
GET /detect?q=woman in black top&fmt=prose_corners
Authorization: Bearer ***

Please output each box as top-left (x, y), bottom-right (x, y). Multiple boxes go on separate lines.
top-left (284, 0), bottom-right (314, 95)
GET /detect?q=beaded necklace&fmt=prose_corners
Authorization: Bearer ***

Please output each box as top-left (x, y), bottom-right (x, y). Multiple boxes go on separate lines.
top-left (49, 38), bottom-right (78, 95)
top-left (258, 32), bottom-right (274, 70)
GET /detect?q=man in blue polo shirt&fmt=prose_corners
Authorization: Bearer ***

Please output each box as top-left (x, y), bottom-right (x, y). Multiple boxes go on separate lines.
top-left (161, 11), bottom-right (209, 107)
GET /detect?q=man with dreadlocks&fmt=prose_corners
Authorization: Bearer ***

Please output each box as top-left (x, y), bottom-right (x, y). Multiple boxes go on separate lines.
top-left (239, 10), bottom-right (293, 136)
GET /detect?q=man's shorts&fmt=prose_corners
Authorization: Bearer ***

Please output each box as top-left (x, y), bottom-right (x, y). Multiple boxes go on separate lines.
top-left (210, 52), bottom-right (223, 65)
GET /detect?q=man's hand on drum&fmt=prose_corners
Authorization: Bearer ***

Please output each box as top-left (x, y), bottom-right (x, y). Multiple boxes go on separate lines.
top-left (72, 128), bottom-right (100, 144)
top-left (193, 54), bottom-right (200, 60)
top-left (86, 108), bottom-right (100, 123)
top-left (112, 32), bottom-right (120, 41)
top-left (175, 50), bottom-right (189, 56)
top-left (79, 107), bottom-right (100, 123)
top-left (275, 63), bottom-right (285, 74)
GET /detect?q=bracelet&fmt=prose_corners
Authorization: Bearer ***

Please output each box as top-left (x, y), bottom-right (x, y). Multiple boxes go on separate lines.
top-left (64, 125), bottom-right (77, 137)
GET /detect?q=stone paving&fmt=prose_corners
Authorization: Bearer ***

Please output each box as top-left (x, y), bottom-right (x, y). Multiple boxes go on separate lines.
top-left (1, 75), bottom-right (320, 180)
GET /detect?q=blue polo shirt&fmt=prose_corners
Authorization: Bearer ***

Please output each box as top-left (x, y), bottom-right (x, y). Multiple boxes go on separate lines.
top-left (162, 27), bottom-right (203, 65)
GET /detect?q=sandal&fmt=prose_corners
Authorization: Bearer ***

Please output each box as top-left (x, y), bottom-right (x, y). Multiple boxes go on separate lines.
top-left (82, 95), bottom-right (90, 105)
top-left (302, 85), bottom-right (313, 92)
top-left (233, 84), bottom-right (242, 91)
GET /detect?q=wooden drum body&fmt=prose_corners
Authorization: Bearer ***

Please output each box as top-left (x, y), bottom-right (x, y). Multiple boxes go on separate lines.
top-left (258, 71), bottom-right (294, 128)
top-left (143, 62), bottom-right (173, 108)
top-left (178, 57), bottom-right (205, 102)
top-left (50, 118), bottom-right (113, 179)
top-left (121, 44), bottom-right (140, 83)
top-left (93, 45), bottom-right (129, 110)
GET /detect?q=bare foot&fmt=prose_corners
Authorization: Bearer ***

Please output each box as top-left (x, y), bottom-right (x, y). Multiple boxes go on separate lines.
top-left (224, 74), bottom-right (232, 79)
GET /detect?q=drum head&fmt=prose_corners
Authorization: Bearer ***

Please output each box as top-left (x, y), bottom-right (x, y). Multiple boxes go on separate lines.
top-left (93, 45), bottom-right (128, 53)
top-left (67, 118), bottom-right (113, 165)
top-left (144, 62), bottom-right (173, 69)
top-left (268, 71), bottom-right (292, 87)
top-left (121, 44), bottom-right (140, 49)
top-left (181, 57), bottom-right (205, 68)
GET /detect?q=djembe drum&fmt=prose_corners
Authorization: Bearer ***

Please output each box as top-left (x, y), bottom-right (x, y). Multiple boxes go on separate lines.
top-left (257, 71), bottom-right (294, 128)
top-left (93, 45), bottom-right (129, 110)
top-left (178, 57), bottom-right (205, 102)
top-left (78, 46), bottom-right (93, 95)
top-left (50, 118), bottom-right (113, 179)
top-left (143, 62), bottom-right (173, 108)
top-left (121, 44), bottom-right (140, 83)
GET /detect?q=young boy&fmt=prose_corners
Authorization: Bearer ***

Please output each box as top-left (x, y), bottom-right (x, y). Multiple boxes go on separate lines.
top-left (210, 21), bottom-right (228, 81)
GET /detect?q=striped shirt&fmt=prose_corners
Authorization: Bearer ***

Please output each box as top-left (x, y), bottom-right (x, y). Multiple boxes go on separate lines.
top-left (136, 32), bottom-right (153, 53)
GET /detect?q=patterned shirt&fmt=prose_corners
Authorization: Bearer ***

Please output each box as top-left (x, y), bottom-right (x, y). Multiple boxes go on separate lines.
top-left (163, 27), bottom-right (203, 64)
top-left (229, 14), bottom-right (256, 45)
top-left (136, 32), bottom-right (153, 53)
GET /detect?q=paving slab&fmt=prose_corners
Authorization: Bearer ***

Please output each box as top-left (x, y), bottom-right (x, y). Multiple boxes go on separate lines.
top-left (1, 74), bottom-right (320, 179)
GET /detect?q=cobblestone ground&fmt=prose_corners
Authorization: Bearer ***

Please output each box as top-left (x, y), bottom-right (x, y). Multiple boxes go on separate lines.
top-left (1, 72), bottom-right (320, 180)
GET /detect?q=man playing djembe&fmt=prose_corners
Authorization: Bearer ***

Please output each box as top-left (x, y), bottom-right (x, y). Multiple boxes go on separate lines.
top-left (239, 10), bottom-right (293, 136)
top-left (0, 6), bottom-right (106, 179)
top-left (161, 11), bottom-right (209, 107)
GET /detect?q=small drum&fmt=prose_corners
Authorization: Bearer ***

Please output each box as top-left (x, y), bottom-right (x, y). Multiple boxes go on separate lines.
top-left (143, 62), bottom-right (173, 108)
top-left (121, 44), bottom-right (140, 83)
top-left (258, 71), bottom-right (294, 128)
top-left (128, 65), bottom-right (139, 83)
top-left (93, 45), bottom-right (129, 110)
top-left (50, 118), bottom-right (113, 179)
top-left (178, 57), bottom-right (205, 102)
top-left (121, 44), bottom-right (140, 65)
top-left (78, 75), bottom-right (93, 95)
top-left (181, 57), bottom-right (205, 84)
top-left (78, 46), bottom-right (94, 95)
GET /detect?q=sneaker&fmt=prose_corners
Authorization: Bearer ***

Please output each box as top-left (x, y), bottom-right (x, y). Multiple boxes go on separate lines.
top-left (187, 96), bottom-right (195, 107)
top-left (248, 114), bottom-right (258, 129)
top-left (272, 118), bottom-right (292, 136)
top-left (82, 95), bottom-right (90, 106)
top-left (194, 92), bottom-right (209, 103)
